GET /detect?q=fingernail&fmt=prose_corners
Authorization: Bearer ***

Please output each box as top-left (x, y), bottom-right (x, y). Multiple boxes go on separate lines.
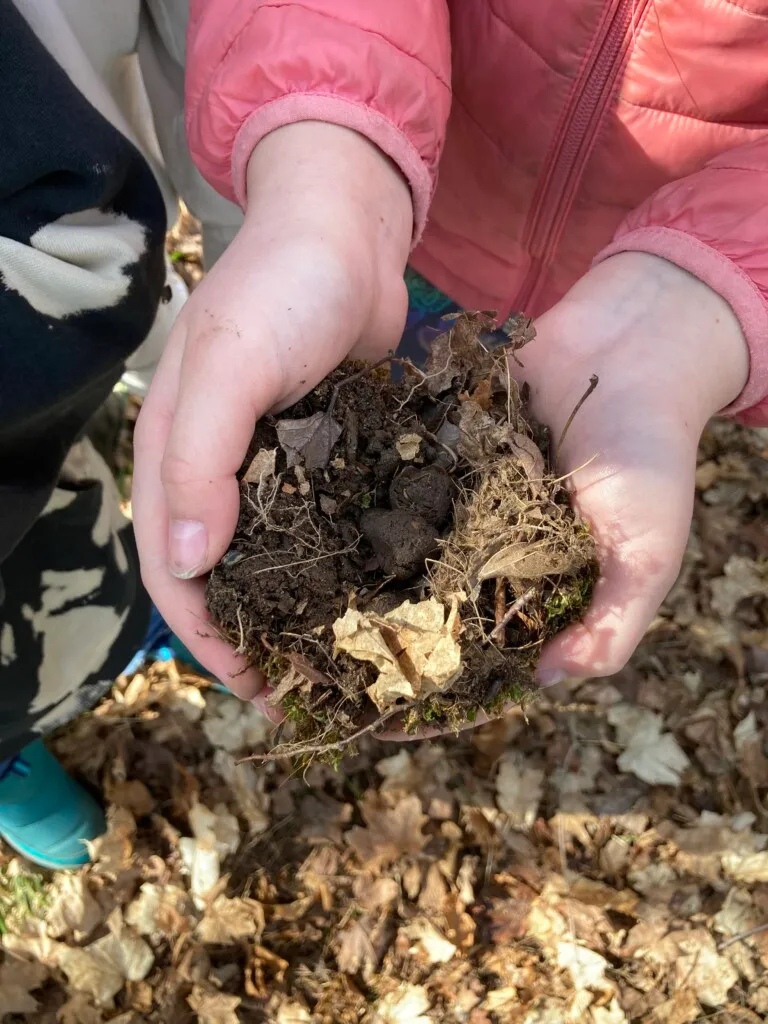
top-left (537, 668), bottom-right (567, 688)
top-left (169, 520), bottom-right (207, 578)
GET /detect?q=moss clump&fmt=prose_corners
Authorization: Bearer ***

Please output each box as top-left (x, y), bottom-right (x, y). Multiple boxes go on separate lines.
top-left (544, 562), bottom-right (598, 635)
top-left (0, 864), bottom-right (49, 936)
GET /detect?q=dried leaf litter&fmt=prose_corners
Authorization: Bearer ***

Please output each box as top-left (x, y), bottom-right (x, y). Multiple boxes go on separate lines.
top-left (205, 313), bottom-right (598, 759)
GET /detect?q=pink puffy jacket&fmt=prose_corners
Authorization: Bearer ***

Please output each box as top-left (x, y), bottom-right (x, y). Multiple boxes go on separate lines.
top-left (186, 0), bottom-right (768, 424)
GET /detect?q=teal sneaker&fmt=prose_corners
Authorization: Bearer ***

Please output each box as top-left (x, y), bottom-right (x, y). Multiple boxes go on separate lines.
top-left (0, 740), bottom-right (105, 871)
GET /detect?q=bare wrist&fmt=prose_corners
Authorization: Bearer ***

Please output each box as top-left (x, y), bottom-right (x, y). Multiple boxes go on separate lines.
top-left (531, 252), bottom-right (749, 427)
top-left (244, 122), bottom-right (412, 270)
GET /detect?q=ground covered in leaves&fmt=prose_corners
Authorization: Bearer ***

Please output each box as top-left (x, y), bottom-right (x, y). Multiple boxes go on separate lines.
top-left (207, 314), bottom-right (596, 760)
top-left (1, 418), bottom-right (767, 1023)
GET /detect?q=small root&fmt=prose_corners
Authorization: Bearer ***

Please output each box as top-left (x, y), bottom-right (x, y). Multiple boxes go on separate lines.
top-left (490, 586), bottom-right (537, 643)
top-left (555, 374), bottom-right (599, 464)
top-left (235, 605), bottom-right (246, 655)
top-left (240, 701), bottom-right (417, 763)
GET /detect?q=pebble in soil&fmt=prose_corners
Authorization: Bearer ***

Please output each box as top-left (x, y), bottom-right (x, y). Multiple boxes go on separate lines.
top-left (206, 312), bottom-right (598, 762)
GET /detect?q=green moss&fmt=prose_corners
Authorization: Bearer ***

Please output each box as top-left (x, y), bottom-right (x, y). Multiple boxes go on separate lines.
top-left (481, 679), bottom-right (533, 718)
top-left (281, 690), bottom-right (312, 727)
top-left (359, 492), bottom-right (373, 509)
top-left (543, 563), bottom-right (598, 636)
top-left (262, 651), bottom-right (289, 683)
top-left (0, 864), bottom-right (49, 936)
top-left (420, 697), bottom-right (445, 723)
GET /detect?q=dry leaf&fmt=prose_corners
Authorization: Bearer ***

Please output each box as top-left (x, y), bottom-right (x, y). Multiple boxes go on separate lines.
top-left (373, 983), bottom-right (432, 1024)
top-left (103, 779), bottom-right (155, 818)
top-left (179, 837), bottom-right (220, 908)
top-left (276, 1001), bottom-right (312, 1024)
top-left (496, 752), bottom-right (544, 830)
top-left (713, 887), bottom-right (759, 938)
top-left (2, 919), bottom-right (61, 967)
top-left (196, 895), bottom-right (264, 944)
top-left (396, 433), bottom-right (423, 461)
top-left (335, 914), bottom-right (390, 976)
top-left (669, 929), bottom-right (737, 1007)
top-left (189, 799), bottom-right (240, 859)
top-left (267, 666), bottom-right (310, 707)
top-left (188, 985), bottom-right (241, 1024)
top-left (124, 882), bottom-right (195, 940)
top-left (46, 873), bottom-right (103, 942)
top-left (179, 800), bottom-right (239, 908)
top-left (276, 411), bottom-right (343, 470)
top-left (457, 400), bottom-right (498, 464)
top-left (0, 955), bottom-right (47, 1016)
top-left (722, 849), bottom-right (768, 883)
top-left (353, 874), bottom-right (400, 912)
top-left (556, 941), bottom-right (615, 997)
top-left (608, 704), bottom-right (690, 786)
top-left (212, 749), bottom-right (270, 835)
top-left (346, 792), bottom-right (428, 869)
top-left (57, 993), bottom-right (110, 1024)
top-left (479, 541), bottom-right (578, 582)
top-left (243, 447), bottom-right (277, 484)
top-left (591, 1000), bottom-right (628, 1024)
top-left (57, 910), bottom-right (154, 1007)
top-left (651, 990), bottom-right (700, 1024)
top-left (405, 917), bottom-right (457, 963)
top-left (86, 806), bottom-right (135, 878)
top-left (483, 988), bottom-right (519, 1013)
top-left (333, 596), bottom-right (462, 710)
top-left (202, 690), bottom-right (272, 752)
top-left (710, 555), bottom-right (767, 619)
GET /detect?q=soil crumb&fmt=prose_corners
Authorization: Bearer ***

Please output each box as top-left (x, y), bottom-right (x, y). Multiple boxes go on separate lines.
top-left (206, 313), bottom-right (597, 762)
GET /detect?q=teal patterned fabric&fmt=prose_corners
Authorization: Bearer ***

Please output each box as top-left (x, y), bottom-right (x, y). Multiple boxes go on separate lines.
top-left (398, 268), bottom-right (461, 367)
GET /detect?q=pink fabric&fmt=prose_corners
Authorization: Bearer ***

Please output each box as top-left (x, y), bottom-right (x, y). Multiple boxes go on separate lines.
top-left (231, 96), bottom-right (434, 240)
top-left (187, 0), bottom-right (768, 424)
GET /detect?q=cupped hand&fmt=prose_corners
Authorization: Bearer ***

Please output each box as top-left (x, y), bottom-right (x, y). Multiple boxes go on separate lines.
top-left (132, 123), bottom-right (412, 709)
top-left (388, 250), bottom-right (749, 740)
top-left (523, 251), bottom-right (749, 685)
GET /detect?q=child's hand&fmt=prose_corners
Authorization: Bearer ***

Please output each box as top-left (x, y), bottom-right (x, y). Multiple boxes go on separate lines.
top-left (132, 123), bottom-right (412, 706)
top-left (524, 251), bottom-right (749, 686)
top-left (388, 251), bottom-right (749, 741)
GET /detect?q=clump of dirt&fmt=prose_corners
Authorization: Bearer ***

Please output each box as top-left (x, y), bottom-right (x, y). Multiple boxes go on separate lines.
top-left (206, 313), bottom-right (598, 762)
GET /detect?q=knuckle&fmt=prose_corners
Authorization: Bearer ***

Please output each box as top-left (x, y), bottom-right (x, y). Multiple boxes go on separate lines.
top-left (160, 449), bottom-right (197, 489)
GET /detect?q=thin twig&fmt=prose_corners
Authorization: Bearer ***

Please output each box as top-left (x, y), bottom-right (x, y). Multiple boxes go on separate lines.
top-left (494, 578), bottom-right (507, 645)
top-left (240, 701), bottom-right (417, 763)
top-left (555, 374), bottom-right (599, 464)
top-left (490, 586), bottom-right (537, 642)
top-left (718, 922), bottom-right (768, 951)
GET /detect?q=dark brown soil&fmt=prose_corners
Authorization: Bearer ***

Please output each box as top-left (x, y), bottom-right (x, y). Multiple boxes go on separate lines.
top-left (206, 314), bottom-right (597, 761)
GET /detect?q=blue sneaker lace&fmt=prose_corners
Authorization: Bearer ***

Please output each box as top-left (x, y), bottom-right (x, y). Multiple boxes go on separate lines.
top-left (0, 753), bottom-right (30, 783)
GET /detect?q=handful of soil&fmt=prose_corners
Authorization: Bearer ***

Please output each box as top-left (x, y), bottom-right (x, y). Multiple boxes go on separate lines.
top-left (206, 313), bottom-right (597, 762)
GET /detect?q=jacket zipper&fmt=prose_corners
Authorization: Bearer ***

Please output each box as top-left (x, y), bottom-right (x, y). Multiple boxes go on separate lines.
top-left (512, 0), bottom-right (649, 314)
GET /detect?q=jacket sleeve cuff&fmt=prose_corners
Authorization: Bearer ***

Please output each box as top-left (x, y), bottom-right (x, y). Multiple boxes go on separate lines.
top-left (595, 226), bottom-right (768, 420)
top-left (231, 94), bottom-right (433, 244)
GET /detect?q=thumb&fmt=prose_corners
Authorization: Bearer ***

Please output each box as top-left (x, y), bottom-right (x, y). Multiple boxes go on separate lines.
top-left (161, 319), bottom-right (281, 578)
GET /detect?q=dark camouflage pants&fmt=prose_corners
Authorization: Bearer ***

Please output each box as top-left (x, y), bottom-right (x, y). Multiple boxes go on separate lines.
top-left (0, 439), bottom-right (149, 760)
